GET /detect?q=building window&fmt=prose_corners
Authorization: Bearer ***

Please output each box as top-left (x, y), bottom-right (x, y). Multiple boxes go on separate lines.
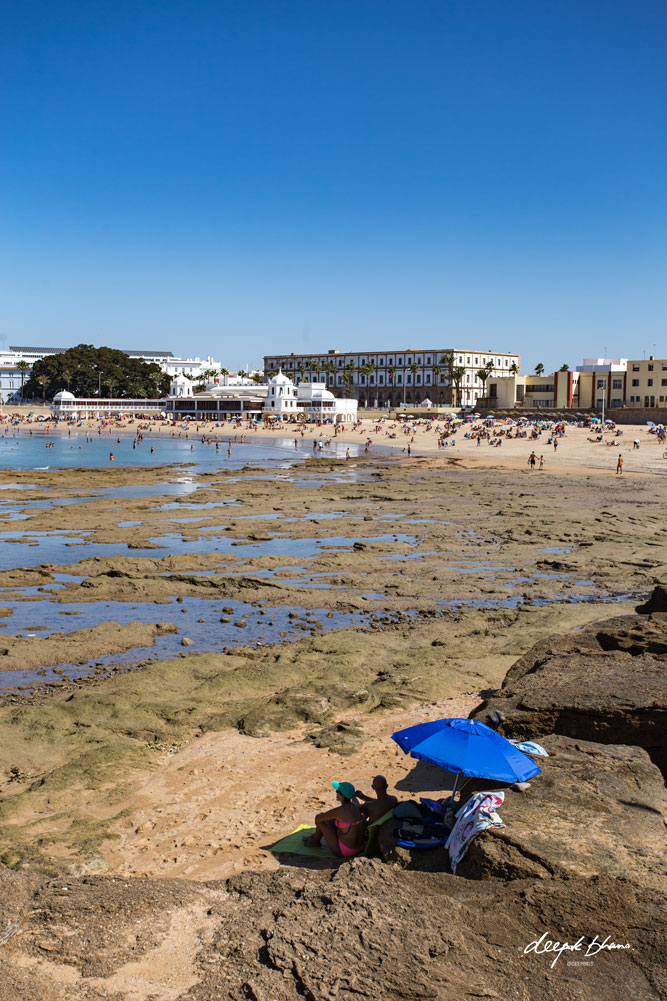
top-left (426, 374), bottom-right (431, 384)
top-left (597, 379), bottom-right (605, 389)
top-left (632, 379), bottom-right (639, 386)
top-left (648, 364), bottom-right (654, 371)
top-left (632, 364), bottom-right (640, 371)
top-left (406, 375), bottom-right (412, 384)
top-left (648, 379), bottom-right (654, 387)
top-left (612, 379), bottom-right (622, 389)
top-left (396, 374), bottom-right (402, 384)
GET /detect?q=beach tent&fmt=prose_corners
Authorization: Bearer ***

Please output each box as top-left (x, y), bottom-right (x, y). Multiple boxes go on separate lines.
top-left (391, 717), bottom-right (541, 785)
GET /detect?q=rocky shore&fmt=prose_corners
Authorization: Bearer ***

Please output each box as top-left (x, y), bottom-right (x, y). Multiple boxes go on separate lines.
top-left (0, 458), bottom-right (665, 999)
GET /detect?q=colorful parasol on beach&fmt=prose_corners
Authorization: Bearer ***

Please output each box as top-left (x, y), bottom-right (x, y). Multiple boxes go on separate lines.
top-left (391, 717), bottom-right (541, 784)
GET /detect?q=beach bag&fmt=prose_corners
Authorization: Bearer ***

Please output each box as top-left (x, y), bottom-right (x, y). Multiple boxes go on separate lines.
top-left (395, 817), bottom-right (448, 850)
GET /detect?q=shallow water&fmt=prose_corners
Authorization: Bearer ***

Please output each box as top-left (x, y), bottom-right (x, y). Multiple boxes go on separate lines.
top-left (0, 600), bottom-right (412, 692)
top-left (0, 432), bottom-right (378, 472)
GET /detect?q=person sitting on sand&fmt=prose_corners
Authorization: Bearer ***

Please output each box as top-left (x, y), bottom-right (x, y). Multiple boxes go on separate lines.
top-left (303, 780), bottom-right (365, 857)
top-left (355, 775), bottom-right (397, 823)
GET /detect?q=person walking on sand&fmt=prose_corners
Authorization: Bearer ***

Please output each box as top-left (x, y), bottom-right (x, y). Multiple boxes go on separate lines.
top-left (528, 451), bottom-right (536, 470)
top-left (616, 455), bottom-right (623, 475)
top-left (539, 455), bottom-right (545, 470)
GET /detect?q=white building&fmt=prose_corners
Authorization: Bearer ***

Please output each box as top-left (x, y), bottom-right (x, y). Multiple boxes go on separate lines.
top-left (50, 391), bottom-right (166, 419)
top-left (3, 346), bottom-right (223, 386)
top-left (263, 347), bottom-right (521, 409)
top-left (263, 371), bottom-right (357, 422)
top-left (169, 374), bottom-right (194, 399)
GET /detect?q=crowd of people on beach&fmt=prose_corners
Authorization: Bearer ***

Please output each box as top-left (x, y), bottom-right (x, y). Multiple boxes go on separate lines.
top-left (0, 407), bottom-right (663, 473)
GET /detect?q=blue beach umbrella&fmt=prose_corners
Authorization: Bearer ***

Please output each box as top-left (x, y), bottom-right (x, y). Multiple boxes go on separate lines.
top-left (391, 717), bottom-right (541, 784)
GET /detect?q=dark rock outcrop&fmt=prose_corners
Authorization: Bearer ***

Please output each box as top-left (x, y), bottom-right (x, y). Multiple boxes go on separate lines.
top-left (2, 860), bottom-right (665, 1001)
top-left (455, 734), bottom-right (667, 885)
top-left (472, 610), bottom-right (667, 776)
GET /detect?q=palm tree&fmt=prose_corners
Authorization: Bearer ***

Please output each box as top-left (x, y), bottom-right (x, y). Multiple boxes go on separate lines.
top-left (559, 363), bottom-right (569, 372)
top-left (407, 361), bottom-right (419, 403)
top-left (535, 363), bottom-right (545, 376)
top-left (61, 367), bottom-right (72, 392)
top-left (341, 361), bottom-right (355, 399)
top-left (311, 359), bottom-right (322, 380)
top-left (16, 360), bottom-right (30, 401)
top-left (250, 372), bottom-right (263, 384)
top-left (510, 361), bottom-right (519, 375)
top-left (452, 366), bottom-right (465, 407)
top-left (324, 360), bottom-right (336, 386)
top-left (359, 361), bottom-right (375, 406)
top-left (297, 362), bottom-right (307, 384)
top-left (476, 367), bottom-right (491, 403)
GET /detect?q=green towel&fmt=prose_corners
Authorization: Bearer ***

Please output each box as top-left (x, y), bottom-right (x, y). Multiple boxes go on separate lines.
top-left (267, 810), bottom-right (396, 858)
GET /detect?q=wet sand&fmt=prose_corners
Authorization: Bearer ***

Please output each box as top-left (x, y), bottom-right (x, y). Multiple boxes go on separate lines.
top-left (0, 444), bottom-right (663, 876)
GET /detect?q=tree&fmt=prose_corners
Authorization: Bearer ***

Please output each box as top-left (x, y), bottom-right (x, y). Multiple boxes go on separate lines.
top-left (510, 361), bottom-right (519, 375)
top-left (297, 362), bottom-right (307, 383)
top-left (452, 366), bottom-right (465, 407)
top-left (534, 363), bottom-right (545, 376)
top-left (433, 364), bottom-right (441, 383)
top-left (359, 361), bottom-right (375, 405)
top-left (250, 372), bottom-right (263, 384)
top-left (23, 345), bottom-right (171, 400)
top-left (559, 363), bottom-right (569, 372)
top-left (16, 360), bottom-right (30, 400)
top-left (476, 367), bottom-right (491, 401)
top-left (37, 374), bottom-right (49, 405)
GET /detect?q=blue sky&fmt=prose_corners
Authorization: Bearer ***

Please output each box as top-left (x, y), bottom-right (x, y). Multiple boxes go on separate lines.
top-left (1, 0), bottom-right (666, 372)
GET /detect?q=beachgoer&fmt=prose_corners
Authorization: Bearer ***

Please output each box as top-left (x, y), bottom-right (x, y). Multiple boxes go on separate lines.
top-left (109, 451), bottom-right (114, 461)
top-left (528, 451), bottom-right (536, 470)
top-left (539, 455), bottom-right (544, 470)
top-left (355, 775), bottom-right (397, 824)
top-left (302, 780), bottom-right (364, 857)
top-left (616, 455), bottom-right (623, 475)
top-left (345, 448), bottom-right (350, 459)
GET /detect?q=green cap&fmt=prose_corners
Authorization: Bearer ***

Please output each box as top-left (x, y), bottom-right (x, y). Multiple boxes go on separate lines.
top-left (332, 780), bottom-right (355, 800)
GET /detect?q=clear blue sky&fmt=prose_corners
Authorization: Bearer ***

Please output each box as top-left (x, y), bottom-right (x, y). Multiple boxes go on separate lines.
top-left (2, 0), bottom-right (666, 372)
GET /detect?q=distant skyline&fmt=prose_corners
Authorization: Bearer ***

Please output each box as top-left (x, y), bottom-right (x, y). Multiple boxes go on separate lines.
top-left (2, 1), bottom-right (666, 373)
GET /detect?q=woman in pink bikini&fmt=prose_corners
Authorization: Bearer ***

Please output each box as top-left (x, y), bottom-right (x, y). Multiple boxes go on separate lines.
top-left (302, 781), bottom-right (365, 857)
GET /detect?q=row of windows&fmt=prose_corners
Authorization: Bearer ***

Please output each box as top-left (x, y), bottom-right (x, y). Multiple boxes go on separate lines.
top-left (632, 364), bottom-right (667, 371)
top-left (267, 355), bottom-right (515, 370)
top-left (630, 379), bottom-right (666, 387)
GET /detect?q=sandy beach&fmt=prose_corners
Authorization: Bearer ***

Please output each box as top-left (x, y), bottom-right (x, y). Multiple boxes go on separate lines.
top-left (0, 420), bottom-right (665, 1000)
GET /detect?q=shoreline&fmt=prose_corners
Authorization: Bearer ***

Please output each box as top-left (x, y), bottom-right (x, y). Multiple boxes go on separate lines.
top-left (1, 409), bottom-right (666, 475)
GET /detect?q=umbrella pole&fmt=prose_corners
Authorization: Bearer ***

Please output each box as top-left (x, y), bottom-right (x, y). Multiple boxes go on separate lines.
top-left (451, 772), bottom-right (460, 801)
